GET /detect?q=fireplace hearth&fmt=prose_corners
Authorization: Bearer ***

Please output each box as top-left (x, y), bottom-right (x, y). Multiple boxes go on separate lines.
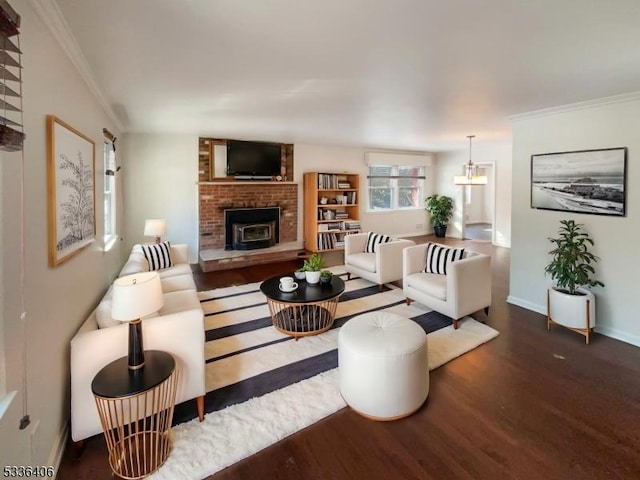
top-left (224, 207), bottom-right (280, 250)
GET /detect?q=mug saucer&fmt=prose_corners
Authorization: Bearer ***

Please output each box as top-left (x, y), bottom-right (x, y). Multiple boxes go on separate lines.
top-left (279, 283), bottom-right (298, 293)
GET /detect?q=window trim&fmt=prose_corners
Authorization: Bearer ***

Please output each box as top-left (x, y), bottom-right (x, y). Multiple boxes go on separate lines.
top-left (366, 165), bottom-right (425, 212)
top-left (103, 136), bottom-right (117, 249)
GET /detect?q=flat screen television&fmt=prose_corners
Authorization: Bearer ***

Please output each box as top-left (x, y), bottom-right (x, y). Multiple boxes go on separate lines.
top-left (226, 140), bottom-right (282, 177)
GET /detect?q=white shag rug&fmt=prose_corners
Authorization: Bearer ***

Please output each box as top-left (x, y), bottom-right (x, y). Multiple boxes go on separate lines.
top-left (149, 326), bottom-right (498, 480)
top-left (149, 280), bottom-right (499, 480)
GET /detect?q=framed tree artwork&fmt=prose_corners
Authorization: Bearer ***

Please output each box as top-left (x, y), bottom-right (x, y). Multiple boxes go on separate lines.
top-left (47, 115), bottom-right (96, 266)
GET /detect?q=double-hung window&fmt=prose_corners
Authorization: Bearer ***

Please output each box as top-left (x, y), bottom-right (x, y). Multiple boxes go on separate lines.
top-left (103, 135), bottom-right (117, 246)
top-left (367, 165), bottom-right (425, 211)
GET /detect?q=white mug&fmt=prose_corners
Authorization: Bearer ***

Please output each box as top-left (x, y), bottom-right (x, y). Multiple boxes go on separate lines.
top-left (280, 277), bottom-right (294, 289)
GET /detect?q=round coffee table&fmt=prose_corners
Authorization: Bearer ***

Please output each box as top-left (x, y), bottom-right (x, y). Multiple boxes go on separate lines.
top-left (260, 274), bottom-right (345, 339)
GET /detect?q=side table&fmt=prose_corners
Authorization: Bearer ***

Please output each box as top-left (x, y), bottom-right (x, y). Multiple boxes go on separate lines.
top-left (91, 350), bottom-right (179, 479)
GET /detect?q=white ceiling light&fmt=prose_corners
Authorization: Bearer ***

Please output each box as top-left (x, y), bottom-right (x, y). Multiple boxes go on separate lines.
top-left (454, 135), bottom-right (488, 186)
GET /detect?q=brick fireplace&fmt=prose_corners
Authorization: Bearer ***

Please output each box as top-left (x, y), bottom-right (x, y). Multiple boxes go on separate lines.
top-left (198, 183), bottom-right (300, 270)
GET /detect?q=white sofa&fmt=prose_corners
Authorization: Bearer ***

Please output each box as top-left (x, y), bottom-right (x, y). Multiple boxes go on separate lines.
top-left (344, 233), bottom-right (416, 290)
top-left (70, 244), bottom-right (206, 445)
top-left (403, 242), bottom-right (492, 329)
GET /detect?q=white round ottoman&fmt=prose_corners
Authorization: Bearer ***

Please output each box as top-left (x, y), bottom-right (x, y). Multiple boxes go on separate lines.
top-left (338, 311), bottom-right (429, 420)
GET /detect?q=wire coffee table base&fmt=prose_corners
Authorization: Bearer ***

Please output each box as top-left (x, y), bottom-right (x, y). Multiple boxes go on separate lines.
top-left (266, 298), bottom-right (340, 339)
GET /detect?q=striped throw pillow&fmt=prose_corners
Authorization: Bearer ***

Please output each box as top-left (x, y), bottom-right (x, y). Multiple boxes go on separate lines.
top-left (365, 232), bottom-right (393, 253)
top-left (142, 241), bottom-right (173, 271)
top-left (424, 243), bottom-right (465, 275)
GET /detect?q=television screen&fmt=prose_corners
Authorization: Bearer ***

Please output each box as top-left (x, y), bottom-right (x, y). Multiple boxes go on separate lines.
top-left (226, 140), bottom-right (282, 177)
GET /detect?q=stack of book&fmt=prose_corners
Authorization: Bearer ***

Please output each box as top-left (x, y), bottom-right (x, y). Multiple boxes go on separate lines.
top-left (344, 221), bottom-right (361, 231)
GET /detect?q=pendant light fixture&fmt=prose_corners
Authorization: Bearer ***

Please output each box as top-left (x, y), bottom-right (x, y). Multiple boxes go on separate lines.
top-left (453, 135), bottom-right (487, 185)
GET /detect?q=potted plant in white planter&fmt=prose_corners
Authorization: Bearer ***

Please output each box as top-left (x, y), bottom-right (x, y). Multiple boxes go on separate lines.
top-left (545, 219), bottom-right (604, 344)
top-left (424, 195), bottom-right (454, 237)
top-left (303, 253), bottom-right (324, 285)
top-left (294, 267), bottom-right (306, 281)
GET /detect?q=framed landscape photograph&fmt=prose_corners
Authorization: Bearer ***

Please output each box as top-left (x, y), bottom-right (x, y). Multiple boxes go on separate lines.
top-left (531, 147), bottom-right (627, 217)
top-left (47, 115), bottom-right (96, 266)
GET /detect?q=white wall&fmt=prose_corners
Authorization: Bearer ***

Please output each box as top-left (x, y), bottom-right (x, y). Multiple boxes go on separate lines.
top-left (121, 138), bottom-right (437, 259)
top-left (0, 2), bottom-right (124, 469)
top-left (509, 95), bottom-right (640, 346)
top-left (294, 144), bottom-right (435, 240)
top-left (435, 142), bottom-right (512, 246)
top-left (121, 134), bottom-right (199, 261)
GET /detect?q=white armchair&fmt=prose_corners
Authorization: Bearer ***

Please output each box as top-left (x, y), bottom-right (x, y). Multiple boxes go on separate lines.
top-left (345, 233), bottom-right (415, 290)
top-left (403, 243), bottom-right (491, 329)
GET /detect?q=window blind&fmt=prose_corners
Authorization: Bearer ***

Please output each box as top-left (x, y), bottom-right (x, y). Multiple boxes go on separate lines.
top-left (0, 0), bottom-right (24, 152)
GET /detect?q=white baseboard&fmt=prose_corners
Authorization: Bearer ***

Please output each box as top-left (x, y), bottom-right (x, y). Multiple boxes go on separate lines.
top-left (593, 326), bottom-right (640, 348)
top-left (48, 421), bottom-right (69, 478)
top-left (506, 295), bottom-right (546, 315)
top-left (507, 296), bottom-right (640, 348)
top-left (397, 230), bottom-right (430, 239)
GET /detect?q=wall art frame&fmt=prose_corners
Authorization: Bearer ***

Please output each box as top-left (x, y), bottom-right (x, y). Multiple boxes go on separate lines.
top-left (530, 147), bottom-right (627, 217)
top-left (47, 115), bottom-right (96, 266)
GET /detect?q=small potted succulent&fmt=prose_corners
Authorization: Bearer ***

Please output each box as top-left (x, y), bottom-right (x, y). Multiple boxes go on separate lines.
top-left (320, 269), bottom-right (333, 285)
top-left (303, 253), bottom-right (324, 284)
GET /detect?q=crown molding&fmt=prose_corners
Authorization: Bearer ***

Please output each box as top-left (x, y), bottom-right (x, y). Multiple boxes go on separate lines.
top-left (28, 0), bottom-right (125, 132)
top-left (509, 91), bottom-right (640, 122)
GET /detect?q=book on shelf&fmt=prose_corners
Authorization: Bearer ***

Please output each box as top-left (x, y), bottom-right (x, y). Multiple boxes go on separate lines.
top-left (317, 173), bottom-right (340, 190)
top-left (317, 231), bottom-right (340, 250)
top-left (344, 220), bottom-right (361, 230)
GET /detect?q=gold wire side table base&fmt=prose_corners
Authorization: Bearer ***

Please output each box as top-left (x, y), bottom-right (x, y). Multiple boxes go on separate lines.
top-left (266, 298), bottom-right (340, 339)
top-left (92, 351), bottom-right (179, 480)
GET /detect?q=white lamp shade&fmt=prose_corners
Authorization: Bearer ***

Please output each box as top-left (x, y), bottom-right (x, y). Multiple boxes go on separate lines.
top-left (454, 175), bottom-right (488, 185)
top-left (112, 271), bottom-right (163, 321)
top-left (144, 219), bottom-right (167, 237)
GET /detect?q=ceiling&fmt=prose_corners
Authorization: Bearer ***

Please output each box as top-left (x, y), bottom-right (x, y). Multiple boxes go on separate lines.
top-left (53, 0), bottom-right (640, 151)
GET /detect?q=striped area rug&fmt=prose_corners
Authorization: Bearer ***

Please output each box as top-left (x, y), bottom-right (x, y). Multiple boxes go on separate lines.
top-left (154, 267), bottom-right (499, 480)
top-left (173, 266), bottom-right (496, 424)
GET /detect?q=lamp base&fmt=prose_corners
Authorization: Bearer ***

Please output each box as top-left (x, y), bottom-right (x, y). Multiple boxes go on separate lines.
top-left (128, 318), bottom-right (145, 370)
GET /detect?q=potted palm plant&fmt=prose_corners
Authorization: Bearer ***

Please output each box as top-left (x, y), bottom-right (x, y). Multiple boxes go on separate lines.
top-left (303, 253), bottom-right (324, 285)
top-left (424, 195), bottom-right (454, 237)
top-left (545, 219), bottom-right (604, 344)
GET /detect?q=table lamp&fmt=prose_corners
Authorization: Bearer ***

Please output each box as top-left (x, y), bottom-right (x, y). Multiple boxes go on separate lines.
top-left (144, 219), bottom-right (167, 244)
top-left (111, 271), bottom-right (163, 370)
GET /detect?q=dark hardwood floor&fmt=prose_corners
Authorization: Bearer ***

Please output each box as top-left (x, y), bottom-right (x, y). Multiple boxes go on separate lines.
top-left (58, 236), bottom-right (640, 480)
